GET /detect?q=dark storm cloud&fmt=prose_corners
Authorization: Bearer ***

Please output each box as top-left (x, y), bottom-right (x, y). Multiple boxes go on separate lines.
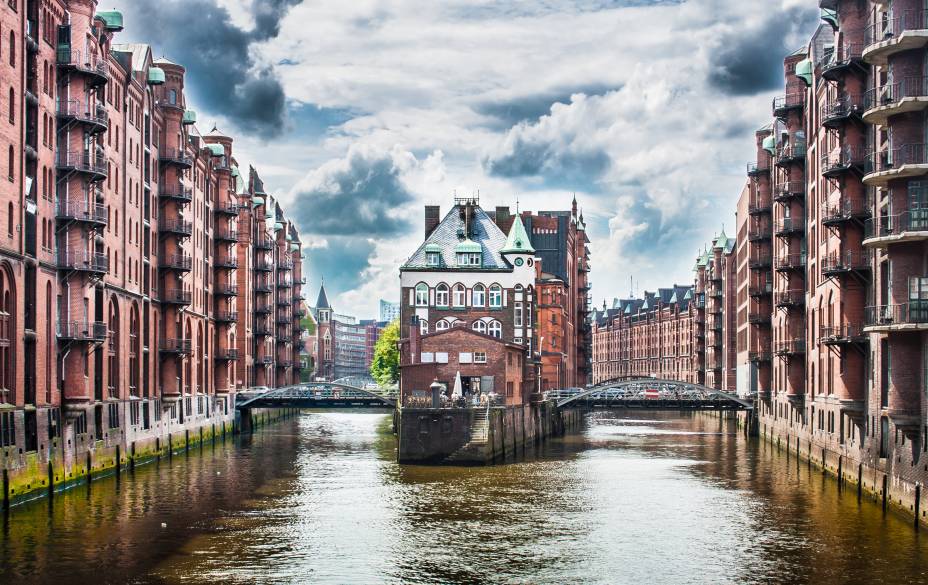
top-left (303, 237), bottom-right (376, 294)
top-left (708, 6), bottom-right (818, 96)
top-left (452, 0), bottom-right (683, 20)
top-left (476, 83), bottom-right (621, 127)
top-left (484, 140), bottom-right (611, 186)
top-left (118, 0), bottom-right (301, 138)
top-left (289, 147), bottom-right (415, 237)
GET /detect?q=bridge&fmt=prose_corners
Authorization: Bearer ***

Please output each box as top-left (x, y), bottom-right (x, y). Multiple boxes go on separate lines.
top-left (236, 376), bottom-right (397, 410)
top-left (549, 378), bottom-right (754, 410)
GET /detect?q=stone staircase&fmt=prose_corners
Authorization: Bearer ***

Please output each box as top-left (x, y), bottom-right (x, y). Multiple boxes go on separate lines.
top-left (444, 406), bottom-right (490, 464)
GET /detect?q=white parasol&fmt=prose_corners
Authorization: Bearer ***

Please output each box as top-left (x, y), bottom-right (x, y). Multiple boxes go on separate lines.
top-left (451, 371), bottom-right (463, 400)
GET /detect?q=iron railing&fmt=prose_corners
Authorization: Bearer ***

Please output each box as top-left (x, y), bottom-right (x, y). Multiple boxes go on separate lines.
top-left (56, 199), bottom-right (107, 225)
top-left (57, 251), bottom-right (108, 273)
top-left (865, 76), bottom-right (928, 110)
top-left (865, 209), bottom-right (928, 239)
top-left (56, 151), bottom-right (107, 176)
top-left (159, 338), bottom-right (192, 353)
top-left (821, 250), bottom-right (871, 273)
top-left (866, 144), bottom-right (928, 175)
top-left (865, 302), bottom-right (928, 326)
top-left (57, 320), bottom-right (107, 341)
top-left (865, 10), bottom-right (928, 47)
top-left (57, 99), bottom-right (108, 128)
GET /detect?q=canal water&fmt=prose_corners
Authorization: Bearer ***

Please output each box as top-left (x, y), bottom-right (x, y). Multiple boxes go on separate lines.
top-left (2, 410), bottom-right (928, 584)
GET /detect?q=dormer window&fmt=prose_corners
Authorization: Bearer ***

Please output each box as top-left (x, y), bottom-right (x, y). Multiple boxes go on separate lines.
top-left (457, 252), bottom-right (481, 266)
top-left (427, 252), bottom-right (440, 266)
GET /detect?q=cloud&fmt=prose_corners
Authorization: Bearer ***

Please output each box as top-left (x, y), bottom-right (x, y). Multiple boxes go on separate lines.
top-left (707, 5), bottom-right (818, 95)
top-left (286, 144), bottom-right (419, 237)
top-left (114, 0), bottom-right (300, 138)
top-left (302, 236), bottom-right (377, 296)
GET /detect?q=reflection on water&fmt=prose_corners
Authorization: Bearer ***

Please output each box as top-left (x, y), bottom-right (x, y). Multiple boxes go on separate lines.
top-left (2, 410), bottom-right (928, 584)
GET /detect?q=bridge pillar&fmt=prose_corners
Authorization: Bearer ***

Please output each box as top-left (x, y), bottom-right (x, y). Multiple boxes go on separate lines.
top-left (238, 409), bottom-right (254, 434)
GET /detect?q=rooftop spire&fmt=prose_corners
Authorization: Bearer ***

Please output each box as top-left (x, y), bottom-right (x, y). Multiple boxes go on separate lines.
top-left (501, 213), bottom-right (535, 254)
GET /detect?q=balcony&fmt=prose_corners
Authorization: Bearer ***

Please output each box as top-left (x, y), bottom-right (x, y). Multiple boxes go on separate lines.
top-left (160, 253), bottom-right (192, 272)
top-left (215, 283), bottom-right (239, 296)
top-left (864, 209), bottom-right (928, 247)
top-left (821, 145), bottom-right (867, 178)
top-left (748, 352), bottom-right (772, 363)
top-left (822, 94), bottom-right (865, 129)
top-left (820, 324), bottom-right (868, 346)
top-left (56, 49), bottom-right (109, 87)
top-left (56, 151), bottom-right (107, 181)
top-left (57, 320), bottom-right (107, 342)
top-left (748, 200), bottom-right (772, 216)
top-left (278, 258), bottom-right (294, 270)
top-left (864, 10), bottom-right (928, 65)
top-left (215, 229), bottom-right (238, 242)
top-left (821, 251), bottom-right (872, 277)
top-left (748, 225), bottom-right (772, 242)
top-left (775, 140), bottom-right (806, 167)
top-left (864, 144), bottom-right (928, 186)
top-left (257, 355), bottom-right (274, 364)
top-left (775, 253), bottom-right (806, 273)
top-left (775, 290), bottom-right (805, 309)
top-left (255, 303), bottom-right (273, 314)
top-left (773, 180), bottom-right (804, 202)
top-left (277, 297), bottom-right (291, 307)
top-left (255, 260), bottom-right (274, 272)
top-left (747, 161), bottom-right (771, 177)
top-left (215, 311), bottom-right (238, 323)
top-left (58, 251), bottom-right (108, 276)
top-left (293, 290), bottom-right (306, 301)
top-left (159, 218), bottom-right (193, 237)
top-left (772, 93), bottom-right (805, 119)
top-left (774, 338), bottom-right (806, 357)
top-left (161, 288), bottom-right (192, 306)
top-left (159, 339), bottom-right (192, 355)
top-left (865, 302), bottom-right (928, 331)
top-left (749, 283), bottom-right (772, 297)
top-left (294, 307), bottom-right (306, 318)
top-left (863, 77), bottom-right (928, 124)
top-left (278, 278), bottom-right (292, 288)
top-left (215, 255), bottom-right (238, 269)
top-left (749, 255), bottom-right (773, 270)
top-left (277, 315), bottom-right (292, 325)
top-left (255, 237), bottom-right (274, 250)
top-left (255, 281), bottom-right (273, 293)
top-left (159, 147), bottom-right (193, 169)
top-left (775, 218), bottom-right (804, 237)
top-left (255, 324), bottom-right (273, 337)
top-left (277, 360), bottom-right (293, 369)
top-left (749, 313), bottom-right (770, 325)
top-left (821, 199), bottom-right (870, 227)
top-left (215, 348), bottom-right (239, 361)
top-left (159, 184), bottom-right (193, 204)
top-left (215, 201), bottom-right (239, 216)
top-left (818, 43), bottom-right (866, 82)
top-left (56, 199), bottom-right (107, 228)
top-left (57, 99), bottom-right (108, 133)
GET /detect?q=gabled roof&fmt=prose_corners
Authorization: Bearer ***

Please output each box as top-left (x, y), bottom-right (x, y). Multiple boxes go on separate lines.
top-left (402, 204), bottom-right (510, 270)
top-left (315, 283), bottom-right (331, 309)
top-left (501, 214), bottom-right (535, 254)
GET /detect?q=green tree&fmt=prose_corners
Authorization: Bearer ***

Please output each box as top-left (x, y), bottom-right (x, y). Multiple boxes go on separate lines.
top-left (371, 320), bottom-right (400, 386)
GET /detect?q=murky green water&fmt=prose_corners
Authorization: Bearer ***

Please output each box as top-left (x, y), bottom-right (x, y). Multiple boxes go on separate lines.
top-left (2, 410), bottom-right (927, 584)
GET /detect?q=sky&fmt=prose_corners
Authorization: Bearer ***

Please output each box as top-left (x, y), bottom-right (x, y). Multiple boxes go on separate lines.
top-left (111, 0), bottom-right (819, 319)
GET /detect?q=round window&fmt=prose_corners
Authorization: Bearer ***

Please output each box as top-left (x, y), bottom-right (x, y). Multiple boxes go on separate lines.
top-left (527, 259), bottom-right (534, 267)
top-left (514, 258), bottom-right (524, 266)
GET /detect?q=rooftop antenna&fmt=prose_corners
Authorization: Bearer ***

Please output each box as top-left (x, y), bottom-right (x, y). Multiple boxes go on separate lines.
top-left (516, 196), bottom-right (520, 214)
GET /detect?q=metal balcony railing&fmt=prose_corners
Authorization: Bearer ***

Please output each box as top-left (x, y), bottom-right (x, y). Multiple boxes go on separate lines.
top-left (159, 218), bottom-right (193, 236)
top-left (159, 147), bottom-right (192, 167)
top-left (775, 253), bottom-right (807, 271)
top-left (865, 302), bottom-right (928, 327)
top-left (160, 253), bottom-right (192, 271)
top-left (215, 229), bottom-right (238, 242)
top-left (749, 283), bottom-right (772, 297)
top-left (215, 283), bottom-right (239, 296)
top-left (159, 184), bottom-right (193, 203)
top-left (215, 201), bottom-right (239, 215)
top-left (255, 303), bottom-right (273, 314)
top-left (775, 290), bottom-right (805, 308)
top-left (820, 324), bottom-right (868, 344)
top-left (866, 144), bottom-right (928, 175)
top-left (818, 43), bottom-right (865, 79)
top-left (773, 181), bottom-right (805, 201)
top-left (775, 218), bottom-right (804, 236)
top-left (159, 338), bottom-right (192, 354)
top-left (255, 237), bottom-right (274, 250)
top-left (865, 10), bottom-right (928, 47)
top-left (822, 94), bottom-right (864, 126)
top-left (747, 161), bottom-right (771, 176)
top-left (821, 199), bottom-right (870, 225)
top-left (57, 251), bottom-right (109, 273)
top-left (215, 348), bottom-right (239, 361)
top-left (57, 99), bottom-right (108, 130)
top-left (56, 151), bottom-right (107, 177)
top-left (865, 209), bottom-right (928, 240)
top-left (56, 199), bottom-right (107, 226)
top-left (255, 260), bottom-right (274, 272)
top-left (821, 250), bottom-right (871, 274)
top-left (865, 77), bottom-right (928, 110)
top-left (821, 145), bottom-right (868, 176)
top-left (215, 255), bottom-right (238, 268)
top-left (774, 339), bottom-right (806, 356)
top-left (776, 140), bottom-right (807, 165)
top-left (161, 288), bottom-right (192, 305)
top-left (215, 311), bottom-right (238, 323)
top-left (748, 352), bottom-right (772, 363)
top-left (749, 255), bottom-right (773, 269)
top-left (772, 93), bottom-right (806, 117)
top-left (57, 320), bottom-right (107, 341)
top-left (56, 49), bottom-right (109, 85)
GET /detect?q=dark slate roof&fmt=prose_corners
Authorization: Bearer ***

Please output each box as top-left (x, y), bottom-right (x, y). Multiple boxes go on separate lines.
top-left (402, 205), bottom-right (510, 269)
top-left (315, 284), bottom-right (331, 309)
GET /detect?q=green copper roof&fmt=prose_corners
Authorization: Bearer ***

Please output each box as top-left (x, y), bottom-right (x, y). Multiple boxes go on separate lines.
top-left (290, 243), bottom-right (300, 252)
top-left (286, 233), bottom-right (293, 242)
top-left (762, 135), bottom-right (776, 155)
top-left (714, 230), bottom-right (729, 249)
top-left (182, 110), bottom-right (197, 125)
top-left (235, 174), bottom-right (245, 194)
top-left (97, 10), bottom-right (124, 32)
top-left (821, 8), bottom-right (838, 29)
top-left (424, 243), bottom-right (442, 253)
top-left (796, 58), bottom-right (813, 86)
top-left (669, 290), bottom-right (678, 303)
top-left (252, 196), bottom-right (265, 207)
top-left (274, 222), bottom-right (284, 231)
top-left (500, 214), bottom-right (535, 254)
top-left (683, 288), bottom-right (693, 300)
top-left (147, 67), bottom-right (165, 85)
top-left (206, 143), bottom-right (224, 157)
top-left (265, 209), bottom-right (274, 219)
top-left (231, 166), bottom-right (240, 178)
top-left (455, 239), bottom-right (482, 254)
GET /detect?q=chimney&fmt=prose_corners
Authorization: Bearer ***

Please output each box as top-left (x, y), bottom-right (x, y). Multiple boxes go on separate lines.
top-left (425, 205), bottom-right (440, 238)
top-left (495, 206), bottom-right (510, 231)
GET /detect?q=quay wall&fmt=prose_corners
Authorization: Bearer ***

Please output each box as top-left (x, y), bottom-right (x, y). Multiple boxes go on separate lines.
top-left (1, 399), bottom-right (297, 509)
top-left (397, 402), bottom-right (581, 464)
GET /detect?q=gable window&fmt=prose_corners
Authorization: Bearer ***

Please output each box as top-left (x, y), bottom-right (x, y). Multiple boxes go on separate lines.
top-left (487, 320), bottom-right (502, 339)
top-left (415, 283), bottom-right (428, 306)
top-left (473, 284), bottom-right (486, 307)
top-left (452, 283), bottom-right (465, 307)
top-left (489, 284), bottom-right (502, 308)
top-left (474, 352), bottom-right (487, 364)
top-left (436, 283), bottom-right (449, 307)
top-left (436, 319), bottom-right (450, 331)
top-left (427, 252), bottom-right (440, 266)
top-left (472, 320), bottom-right (487, 335)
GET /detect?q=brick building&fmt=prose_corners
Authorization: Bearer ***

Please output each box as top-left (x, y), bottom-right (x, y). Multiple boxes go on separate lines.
top-left (0, 2), bottom-right (305, 501)
top-left (398, 197), bottom-right (539, 405)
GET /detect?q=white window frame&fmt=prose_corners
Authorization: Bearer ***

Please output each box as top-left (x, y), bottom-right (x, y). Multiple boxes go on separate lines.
top-left (420, 319), bottom-right (429, 335)
top-left (472, 320), bottom-right (487, 335)
top-left (452, 284), bottom-right (466, 307)
top-left (489, 284), bottom-right (502, 308)
top-left (473, 284), bottom-right (486, 307)
top-left (436, 283), bottom-right (449, 307)
top-left (474, 352), bottom-right (487, 364)
top-left (515, 301), bottom-right (523, 327)
top-left (488, 320), bottom-right (502, 339)
top-left (427, 252), bottom-right (440, 266)
top-left (415, 283), bottom-right (429, 306)
top-left (436, 319), bottom-right (450, 331)
top-left (459, 352), bottom-right (473, 364)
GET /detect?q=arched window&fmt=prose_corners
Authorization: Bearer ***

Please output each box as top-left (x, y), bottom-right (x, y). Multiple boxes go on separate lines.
top-left (8, 145), bottom-right (13, 181)
top-left (436, 319), bottom-right (450, 331)
top-left (8, 87), bottom-right (13, 123)
top-left (169, 89), bottom-right (177, 105)
top-left (107, 298), bottom-right (120, 399)
top-left (452, 283), bottom-right (465, 307)
top-left (487, 320), bottom-right (502, 339)
top-left (436, 283), bottom-right (449, 307)
top-left (415, 282), bottom-right (428, 306)
top-left (129, 304), bottom-right (140, 397)
top-left (8, 32), bottom-right (14, 68)
top-left (6, 202), bottom-right (11, 235)
top-left (472, 320), bottom-right (487, 335)
top-left (489, 284), bottom-right (502, 308)
top-left (197, 324), bottom-right (204, 394)
top-left (0, 265), bottom-right (14, 404)
top-left (472, 284), bottom-right (486, 307)
top-left (419, 319), bottom-right (428, 335)
top-left (184, 319), bottom-right (192, 394)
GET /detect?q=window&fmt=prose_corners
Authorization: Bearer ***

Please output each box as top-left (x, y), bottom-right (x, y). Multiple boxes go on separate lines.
top-left (415, 283), bottom-right (428, 306)
top-left (472, 320), bottom-right (487, 335)
top-left (489, 284), bottom-right (502, 308)
top-left (473, 284), bottom-right (486, 307)
top-left (452, 283), bottom-right (465, 307)
top-left (427, 252), bottom-right (440, 266)
top-left (436, 319), bottom-right (450, 331)
top-left (436, 283), bottom-right (449, 307)
top-left (457, 252), bottom-right (481, 266)
top-left (8, 31), bottom-right (14, 68)
top-left (459, 352), bottom-right (473, 364)
top-left (419, 319), bottom-right (428, 335)
top-left (515, 302), bottom-right (523, 327)
top-left (488, 320), bottom-right (502, 338)
top-left (7, 145), bottom-right (12, 181)
top-left (8, 87), bottom-right (13, 123)
top-left (474, 352), bottom-right (487, 364)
